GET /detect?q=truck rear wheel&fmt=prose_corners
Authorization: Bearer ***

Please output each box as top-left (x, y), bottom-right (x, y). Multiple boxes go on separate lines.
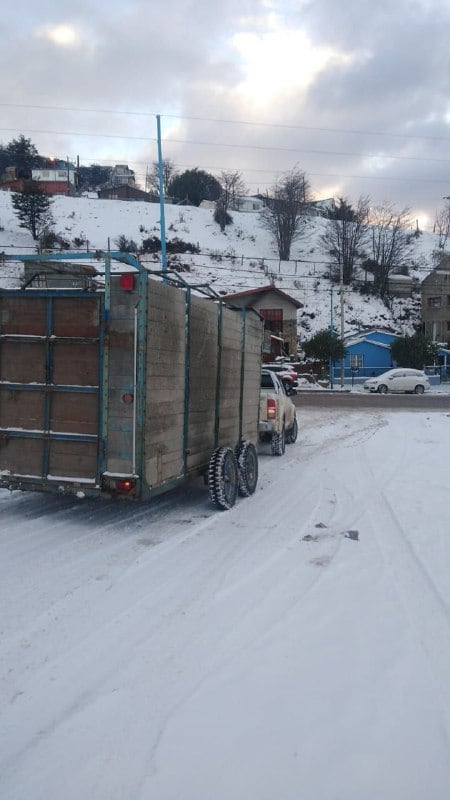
top-left (271, 425), bottom-right (286, 456)
top-left (235, 440), bottom-right (258, 496)
top-left (208, 447), bottom-right (239, 510)
top-left (286, 416), bottom-right (298, 444)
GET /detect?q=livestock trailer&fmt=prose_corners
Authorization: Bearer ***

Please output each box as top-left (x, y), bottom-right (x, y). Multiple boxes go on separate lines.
top-left (0, 252), bottom-right (263, 509)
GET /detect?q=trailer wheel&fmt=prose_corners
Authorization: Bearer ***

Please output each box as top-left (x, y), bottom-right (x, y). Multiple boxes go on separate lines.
top-left (208, 447), bottom-right (239, 510)
top-left (235, 440), bottom-right (258, 497)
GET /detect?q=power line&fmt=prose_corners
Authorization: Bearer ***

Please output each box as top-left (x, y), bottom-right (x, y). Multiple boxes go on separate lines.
top-left (3, 126), bottom-right (450, 167)
top-left (73, 155), bottom-right (450, 187)
top-left (2, 101), bottom-right (450, 144)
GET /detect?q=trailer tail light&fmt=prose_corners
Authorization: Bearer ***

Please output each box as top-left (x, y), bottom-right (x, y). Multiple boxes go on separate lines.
top-left (120, 273), bottom-right (134, 292)
top-left (102, 476), bottom-right (136, 495)
top-left (267, 398), bottom-right (277, 419)
top-left (116, 479), bottom-right (134, 493)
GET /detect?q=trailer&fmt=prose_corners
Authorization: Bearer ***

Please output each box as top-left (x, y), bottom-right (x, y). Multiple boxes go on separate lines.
top-left (0, 252), bottom-right (263, 510)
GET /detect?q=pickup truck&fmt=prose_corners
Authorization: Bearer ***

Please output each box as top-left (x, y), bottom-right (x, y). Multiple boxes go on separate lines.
top-left (259, 369), bottom-right (298, 455)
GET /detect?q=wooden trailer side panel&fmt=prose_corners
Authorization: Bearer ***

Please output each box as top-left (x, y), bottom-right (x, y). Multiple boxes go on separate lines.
top-left (185, 295), bottom-right (219, 470)
top-left (240, 313), bottom-right (263, 442)
top-left (144, 280), bottom-right (186, 488)
top-left (141, 280), bottom-right (262, 493)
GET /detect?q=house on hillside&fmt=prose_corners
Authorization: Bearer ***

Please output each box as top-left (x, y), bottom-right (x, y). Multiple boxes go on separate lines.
top-left (108, 164), bottom-right (136, 188)
top-left (306, 198), bottom-right (336, 218)
top-left (421, 264), bottom-right (450, 347)
top-left (222, 284), bottom-right (303, 359)
top-left (0, 162), bottom-right (76, 196)
top-left (97, 185), bottom-right (154, 202)
top-left (199, 196), bottom-right (266, 212)
top-left (232, 196), bottom-right (266, 213)
top-left (32, 161), bottom-right (76, 196)
top-left (388, 273), bottom-right (413, 297)
top-left (339, 329), bottom-right (398, 379)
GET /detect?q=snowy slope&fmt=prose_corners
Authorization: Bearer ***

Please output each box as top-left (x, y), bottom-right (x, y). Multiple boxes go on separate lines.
top-left (0, 190), bottom-right (441, 340)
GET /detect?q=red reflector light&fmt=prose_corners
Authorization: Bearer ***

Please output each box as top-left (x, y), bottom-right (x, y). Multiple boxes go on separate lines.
top-left (120, 274), bottom-right (134, 291)
top-left (115, 479), bottom-right (135, 494)
top-left (267, 398), bottom-right (277, 419)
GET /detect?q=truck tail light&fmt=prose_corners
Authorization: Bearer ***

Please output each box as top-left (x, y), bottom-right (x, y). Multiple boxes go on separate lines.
top-left (267, 398), bottom-right (277, 419)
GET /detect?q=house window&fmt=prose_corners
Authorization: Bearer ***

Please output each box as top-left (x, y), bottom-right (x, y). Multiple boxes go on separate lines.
top-left (58, 170), bottom-right (66, 178)
top-left (350, 354), bottom-right (363, 369)
top-left (260, 308), bottom-right (283, 333)
top-left (428, 296), bottom-right (441, 308)
top-left (42, 170), bottom-right (49, 177)
top-left (446, 321), bottom-right (450, 332)
top-left (446, 295), bottom-right (450, 307)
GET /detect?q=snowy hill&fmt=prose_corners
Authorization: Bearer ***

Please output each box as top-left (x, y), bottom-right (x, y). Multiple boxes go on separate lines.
top-left (0, 190), bottom-right (440, 342)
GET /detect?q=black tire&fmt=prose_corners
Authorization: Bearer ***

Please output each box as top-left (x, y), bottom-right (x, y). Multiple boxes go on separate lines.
top-left (378, 384), bottom-right (388, 394)
top-left (286, 416), bottom-right (298, 444)
top-left (208, 447), bottom-right (239, 510)
top-left (271, 425), bottom-right (286, 456)
top-left (235, 440), bottom-right (258, 497)
top-left (414, 384), bottom-right (425, 394)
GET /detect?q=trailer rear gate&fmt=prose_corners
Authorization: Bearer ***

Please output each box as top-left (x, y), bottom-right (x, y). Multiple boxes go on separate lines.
top-left (0, 293), bottom-right (101, 486)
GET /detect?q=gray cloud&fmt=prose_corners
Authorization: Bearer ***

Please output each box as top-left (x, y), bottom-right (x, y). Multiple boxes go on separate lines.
top-left (1, 0), bottom-right (450, 225)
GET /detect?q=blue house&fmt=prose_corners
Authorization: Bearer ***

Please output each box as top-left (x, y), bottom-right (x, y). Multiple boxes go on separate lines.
top-left (335, 329), bottom-right (398, 379)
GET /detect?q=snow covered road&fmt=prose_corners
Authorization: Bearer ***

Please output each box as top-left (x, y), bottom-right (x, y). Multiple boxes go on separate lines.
top-left (1, 408), bottom-right (450, 800)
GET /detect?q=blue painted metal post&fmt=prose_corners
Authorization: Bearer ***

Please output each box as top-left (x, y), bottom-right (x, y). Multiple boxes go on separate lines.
top-left (214, 303), bottom-right (223, 449)
top-left (134, 268), bottom-right (149, 496)
top-left (156, 115), bottom-right (167, 278)
top-left (239, 308), bottom-right (246, 442)
top-left (43, 297), bottom-right (54, 477)
top-left (329, 285), bottom-right (334, 388)
top-left (100, 247), bottom-right (112, 466)
top-left (182, 287), bottom-right (191, 473)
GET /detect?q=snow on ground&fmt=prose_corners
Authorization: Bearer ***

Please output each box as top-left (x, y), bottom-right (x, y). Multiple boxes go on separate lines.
top-left (0, 190), bottom-right (441, 338)
top-left (1, 407), bottom-right (450, 800)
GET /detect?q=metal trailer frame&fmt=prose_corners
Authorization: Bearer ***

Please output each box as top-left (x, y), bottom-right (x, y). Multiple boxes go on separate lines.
top-left (0, 251), bottom-right (262, 507)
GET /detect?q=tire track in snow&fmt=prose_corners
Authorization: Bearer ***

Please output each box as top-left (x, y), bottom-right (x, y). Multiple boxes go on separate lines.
top-left (360, 451), bottom-right (450, 729)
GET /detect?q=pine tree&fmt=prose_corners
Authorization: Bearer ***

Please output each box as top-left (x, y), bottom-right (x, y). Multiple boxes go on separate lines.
top-left (11, 180), bottom-right (54, 240)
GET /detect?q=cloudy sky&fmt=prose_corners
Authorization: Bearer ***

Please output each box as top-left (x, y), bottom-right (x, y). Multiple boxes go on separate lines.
top-left (2, 0), bottom-right (450, 228)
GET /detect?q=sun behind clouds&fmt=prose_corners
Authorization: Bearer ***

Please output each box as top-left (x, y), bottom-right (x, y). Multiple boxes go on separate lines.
top-left (36, 24), bottom-right (80, 47)
top-left (232, 27), bottom-right (354, 106)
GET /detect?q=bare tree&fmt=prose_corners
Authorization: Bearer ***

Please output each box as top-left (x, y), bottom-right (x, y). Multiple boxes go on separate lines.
top-left (434, 203), bottom-right (450, 250)
top-left (261, 167), bottom-right (310, 260)
top-left (219, 170), bottom-right (247, 211)
top-left (146, 158), bottom-right (177, 196)
top-left (368, 203), bottom-right (412, 298)
top-left (323, 196), bottom-right (370, 285)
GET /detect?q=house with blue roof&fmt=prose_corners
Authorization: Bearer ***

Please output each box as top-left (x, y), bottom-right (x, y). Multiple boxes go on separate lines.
top-left (334, 329), bottom-right (398, 380)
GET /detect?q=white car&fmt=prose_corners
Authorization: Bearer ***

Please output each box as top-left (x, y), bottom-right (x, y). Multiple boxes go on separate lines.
top-left (363, 368), bottom-right (430, 394)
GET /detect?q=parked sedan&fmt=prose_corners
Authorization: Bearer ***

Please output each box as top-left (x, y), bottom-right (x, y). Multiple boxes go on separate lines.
top-left (263, 363), bottom-right (298, 388)
top-left (363, 368), bottom-right (430, 394)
